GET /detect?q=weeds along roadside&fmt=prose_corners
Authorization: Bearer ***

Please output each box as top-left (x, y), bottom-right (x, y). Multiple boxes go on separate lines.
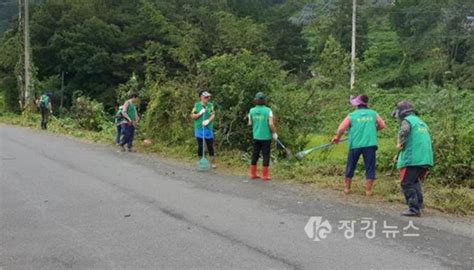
top-left (1, 111), bottom-right (472, 216)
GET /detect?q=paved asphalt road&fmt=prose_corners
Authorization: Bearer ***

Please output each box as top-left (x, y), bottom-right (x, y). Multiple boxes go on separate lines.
top-left (1, 125), bottom-right (472, 269)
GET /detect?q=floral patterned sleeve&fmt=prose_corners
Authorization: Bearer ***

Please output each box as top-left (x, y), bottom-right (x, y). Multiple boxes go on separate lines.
top-left (398, 119), bottom-right (411, 145)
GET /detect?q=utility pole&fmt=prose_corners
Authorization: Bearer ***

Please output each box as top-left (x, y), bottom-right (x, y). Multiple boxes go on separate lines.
top-left (60, 71), bottom-right (64, 109)
top-left (350, 0), bottom-right (357, 91)
top-left (18, 0), bottom-right (24, 107)
top-left (23, 0), bottom-right (33, 108)
top-left (18, 0), bottom-right (22, 28)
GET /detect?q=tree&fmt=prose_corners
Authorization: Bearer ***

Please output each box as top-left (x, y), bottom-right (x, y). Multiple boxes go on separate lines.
top-left (0, 28), bottom-right (21, 111)
top-left (198, 50), bottom-right (282, 149)
top-left (313, 36), bottom-right (350, 88)
top-left (198, 50), bottom-right (313, 150)
top-left (213, 11), bottom-right (266, 54)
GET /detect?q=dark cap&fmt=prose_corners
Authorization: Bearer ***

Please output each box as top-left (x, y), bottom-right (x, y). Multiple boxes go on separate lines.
top-left (392, 101), bottom-right (415, 119)
top-left (255, 92), bottom-right (266, 100)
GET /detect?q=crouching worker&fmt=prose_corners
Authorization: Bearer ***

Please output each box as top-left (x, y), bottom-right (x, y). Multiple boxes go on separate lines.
top-left (248, 92), bottom-right (277, 181)
top-left (332, 95), bottom-right (385, 196)
top-left (392, 101), bottom-right (433, 217)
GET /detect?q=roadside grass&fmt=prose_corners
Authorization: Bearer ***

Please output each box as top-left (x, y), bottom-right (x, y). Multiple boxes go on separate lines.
top-left (1, 112), bottom-right (472, 216)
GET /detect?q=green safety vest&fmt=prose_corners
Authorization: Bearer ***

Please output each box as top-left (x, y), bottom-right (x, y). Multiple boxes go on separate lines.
top-left (397, 115), bottom-right (433, 169)
top-left (193, 102), bottom-right (214, 130)
top-left (249, 105), bottom-right (272, 140)
top-left (125, 101), bottom-right (136, 121)
top-left (115, 106), bottom-right (123, 124)
top-left (39, 94), bottom-right (49, 108)
top-left (348, 109), bottom-right (378, 149)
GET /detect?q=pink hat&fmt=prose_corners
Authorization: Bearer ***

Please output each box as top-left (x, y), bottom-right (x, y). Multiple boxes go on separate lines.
top-left (350, 95), bottom-right (367, 107)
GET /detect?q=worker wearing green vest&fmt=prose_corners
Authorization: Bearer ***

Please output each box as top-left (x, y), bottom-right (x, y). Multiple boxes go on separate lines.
top-left (392, 101), bottom-right (433, 217)
top-left (118, 93), bottom-right (139, 152)
top-left (191, 91), bottom-right (216, 168)
top-left (38, 92), bottom-right (52, 130)
top-left (114, 104), bottom-right (124, 145)
top-left (248, 92), bottom-right (278, 181)
top-left (332, 95), bottom-right (386, 196)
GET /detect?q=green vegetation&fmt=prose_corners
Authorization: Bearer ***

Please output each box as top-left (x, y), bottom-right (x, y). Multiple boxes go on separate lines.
top-left (1, 110), bottom-right (472, 216)
top-left (0, 0), bottom-right (472, 215)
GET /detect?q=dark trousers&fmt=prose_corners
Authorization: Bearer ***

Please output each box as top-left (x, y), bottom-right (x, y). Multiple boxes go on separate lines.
top-left (40, 106), bottom-right (49, 129)
top-left (251, 140), bottom-right (271, 166)
top-left (115, 125), bottom-right (123, 144)
top-left (400, 166), bottom-right (427, 213)
top-left (197, 137), bottom-right (214, 157)
top-left (345, 146), bottom-right (376, 180)
top-left (120, 124), bottom-right (135, 149)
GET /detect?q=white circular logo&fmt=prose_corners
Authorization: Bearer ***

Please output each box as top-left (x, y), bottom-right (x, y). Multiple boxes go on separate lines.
top-left (304, 216), bottom-right (332, 241)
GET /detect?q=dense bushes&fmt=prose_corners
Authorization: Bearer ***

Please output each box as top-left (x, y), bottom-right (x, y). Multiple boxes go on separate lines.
top-left (422, 88), bottom-right (473, 184)
top-left (70, 95), bottom-right (110, 131)
top-left (199, 50), bottom-right (316, 151)
top-left (141, 82), bottom-right (195, 145)
top-left (141, 51), bottom-right (317, 152)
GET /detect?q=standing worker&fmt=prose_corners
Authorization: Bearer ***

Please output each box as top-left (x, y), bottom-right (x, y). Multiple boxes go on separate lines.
top-left (38, 92), bottom-right (52, 130)
top-left (191, 91), bottom-right (216, 168)
top-left (118, 93), bottom-right (139, 152)
top-left (332, 95), bottom-right (385, 196)
top-left (248, 92), bottom-right (278, 181)
top-left (392, 101), bottom-right (433, 217)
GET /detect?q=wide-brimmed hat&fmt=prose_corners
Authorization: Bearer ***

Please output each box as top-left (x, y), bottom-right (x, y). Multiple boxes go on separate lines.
top-left (350, 95), bottom-right (367, 107)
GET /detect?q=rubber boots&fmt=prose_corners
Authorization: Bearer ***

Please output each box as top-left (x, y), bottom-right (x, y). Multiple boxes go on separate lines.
top-left (344, 179), bottom-right (352, 194)
top-left (366, 180), bottom-right (374, 196)
top-left (249, 165), bottom-right (259, 179)
top-left (262, 166), bottom-right (271, 181)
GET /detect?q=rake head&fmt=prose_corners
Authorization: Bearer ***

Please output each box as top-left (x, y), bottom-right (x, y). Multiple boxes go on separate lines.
top-left (198, 157), bottom-right (210, 171)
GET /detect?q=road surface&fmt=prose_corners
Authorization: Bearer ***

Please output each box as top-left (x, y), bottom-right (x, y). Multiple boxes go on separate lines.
top-left (1, 125), bottom-right (472, 269)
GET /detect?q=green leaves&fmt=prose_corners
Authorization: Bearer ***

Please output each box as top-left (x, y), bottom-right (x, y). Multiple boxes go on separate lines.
top-left (199, 51), bottom-right (281, 149)
top-left (313, 36), bottom-right (350, 88)
top-left (198, 50), bottom-right (313, 150)
top-left (213, 12), bottom-right (266, 54)
top-left (70, 95), bottom-right (109, 131)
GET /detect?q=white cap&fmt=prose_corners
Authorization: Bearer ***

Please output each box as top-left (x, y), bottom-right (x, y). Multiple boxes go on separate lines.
top-left (201, 91), bottom-right (212, 97)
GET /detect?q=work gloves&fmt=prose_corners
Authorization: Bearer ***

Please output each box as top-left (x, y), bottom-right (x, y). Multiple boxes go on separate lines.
top-left (202, 119), bottom-right (211, 126)
top-left (198, 108), bottom-right (206, 116)
top-left (272, 133), bottom-right (278, 140)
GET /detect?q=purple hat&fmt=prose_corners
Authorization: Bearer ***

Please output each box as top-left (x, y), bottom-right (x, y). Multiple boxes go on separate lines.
top-left (350, 95), bottom-right (367, 107)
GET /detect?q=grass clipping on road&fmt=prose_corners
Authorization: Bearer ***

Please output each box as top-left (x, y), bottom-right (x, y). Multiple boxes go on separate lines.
top-left (1, 112), bottom-right (473, 216)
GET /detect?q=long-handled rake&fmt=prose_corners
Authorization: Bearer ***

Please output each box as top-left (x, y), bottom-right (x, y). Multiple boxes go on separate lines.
top-left (198, 109), bottom-right (210, 172)
top-left (295, 138), bottom-right (348, 161)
